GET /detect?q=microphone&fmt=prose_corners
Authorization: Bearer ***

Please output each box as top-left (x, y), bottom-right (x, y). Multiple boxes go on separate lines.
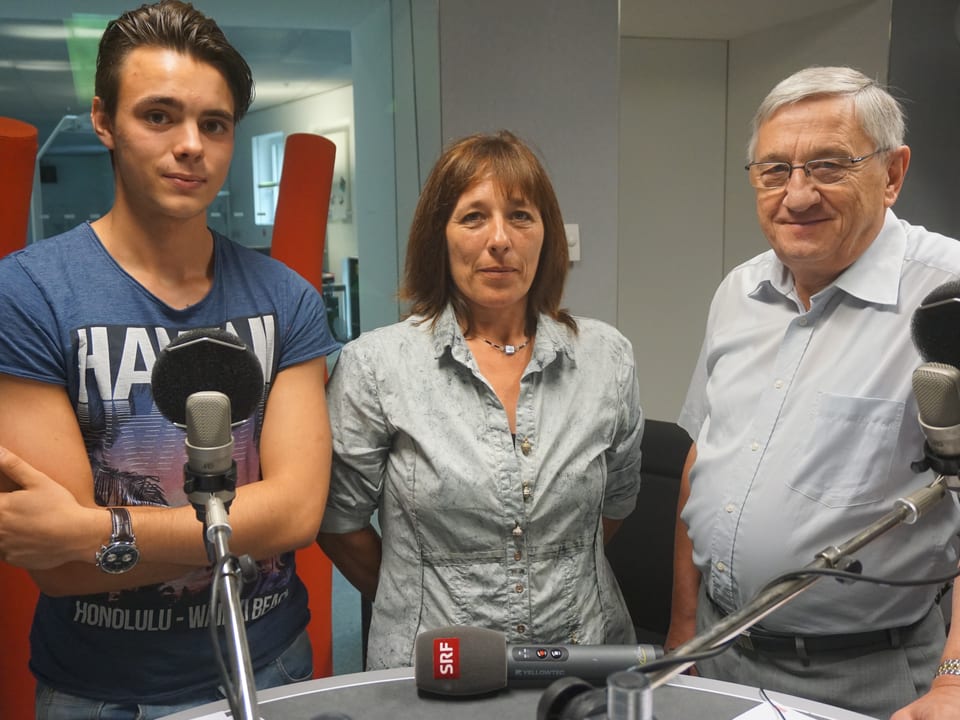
top-left (151, 328), bottom-right (264, 520)
top-left (183, 391), bottom-right (237, 508)
top-left (911, 281), bottom-right (960, 478)
top-left (911, 280), bottom-right (960, 368)
top-left (151, 328), bottom-right (264, 426)
top-left (413, 626), bottom-right (663, 697)
top-left (151, 331), bottom-right (263, 714)
top-left (912, 363), bottom-right (960, 460)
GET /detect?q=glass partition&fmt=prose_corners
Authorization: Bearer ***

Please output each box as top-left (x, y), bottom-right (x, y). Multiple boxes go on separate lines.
top-left (0, 0), bottom-right (438, 339)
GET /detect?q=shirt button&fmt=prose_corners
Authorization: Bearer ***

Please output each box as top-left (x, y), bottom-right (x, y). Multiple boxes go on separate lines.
top-left (515, 583), bottom-right (525, 593)
top-left (799, 317), bottom-right (808, 327)
top-left (716, 561), bottom-right (726, 572)
top-left (517, 624), bottom-right (526, 633)
top-left (750, 441), bottom-right (760, 451)
top-left (512, 523), bottom-right (523, 537)
top-left (514, 551), bottom-right (522, 561)
top-left (774, 379), bottom-right (784, 389)
top-left (520, 437), bottom-right (532, 456)
top-left (725, 504), bottom-right (735, 513)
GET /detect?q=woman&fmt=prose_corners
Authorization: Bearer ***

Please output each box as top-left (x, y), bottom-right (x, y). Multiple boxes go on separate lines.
top-left (318, 130), bottom-right (644, 669)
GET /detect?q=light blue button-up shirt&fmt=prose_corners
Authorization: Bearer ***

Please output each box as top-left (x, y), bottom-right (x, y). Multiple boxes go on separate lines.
top-left (679, 210), bottom-right (960, 634)
top-left (322, 305), bottom-right (644, 668)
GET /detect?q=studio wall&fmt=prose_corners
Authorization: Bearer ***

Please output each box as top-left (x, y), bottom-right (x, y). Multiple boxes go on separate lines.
top-left (888, 0), bottom-right (960, 240)
top-left (437, 0), bottom-right (621, 327)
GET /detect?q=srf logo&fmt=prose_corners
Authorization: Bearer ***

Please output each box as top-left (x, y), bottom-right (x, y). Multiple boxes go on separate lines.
top-left (434, 637), bottom-right (460, 679)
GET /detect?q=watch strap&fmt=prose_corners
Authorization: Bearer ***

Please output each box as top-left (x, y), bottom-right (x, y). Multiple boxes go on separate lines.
top-left (936, 658), bottom-right (960, 678)
top-left (95, 507), bottom-right (140, 574)
top-left (109, 507), bottom-right (135, 542)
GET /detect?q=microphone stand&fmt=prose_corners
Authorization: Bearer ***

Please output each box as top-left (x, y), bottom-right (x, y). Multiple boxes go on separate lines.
top-left (645, 474), bottom-right (951, 690)
top-left (187, 483), bottom-right (260, 720)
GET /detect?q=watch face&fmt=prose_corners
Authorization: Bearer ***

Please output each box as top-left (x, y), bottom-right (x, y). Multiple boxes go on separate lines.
top-left (97, 542), bottom-right (140, 574)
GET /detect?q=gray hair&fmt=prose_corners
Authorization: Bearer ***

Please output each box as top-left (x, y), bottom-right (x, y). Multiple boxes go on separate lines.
top-left (746, 66), bottom-right (906, 160)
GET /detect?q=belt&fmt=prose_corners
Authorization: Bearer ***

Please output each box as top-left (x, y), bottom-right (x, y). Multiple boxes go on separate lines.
top-left (707, 594), bottom-right (905, 659)
top-left (736, 625), bottom-right (901, 658)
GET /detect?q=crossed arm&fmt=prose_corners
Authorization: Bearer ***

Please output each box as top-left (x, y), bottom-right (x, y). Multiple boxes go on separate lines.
top-left (0, 356), bottom-right (331, 596)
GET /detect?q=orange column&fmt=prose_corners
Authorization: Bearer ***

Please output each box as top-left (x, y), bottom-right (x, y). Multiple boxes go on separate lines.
top-left (271, 133), bottom-right (338, 678)
top-left (0, 116), bottom-right (39, 720)
top-left (0, 117), bottom-right (38, 256)
top-left (271, 133), bottom-right (336, 290)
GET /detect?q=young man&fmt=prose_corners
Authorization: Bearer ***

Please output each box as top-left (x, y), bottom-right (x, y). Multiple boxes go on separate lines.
top-left (667, 66), bottom-right (960, 719)
top-left (0, 2), bottom-right (338, 717)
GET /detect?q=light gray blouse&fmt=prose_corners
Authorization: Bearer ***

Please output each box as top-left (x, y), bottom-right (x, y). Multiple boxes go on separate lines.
top-left (321, 305), bottom-right (644, 669)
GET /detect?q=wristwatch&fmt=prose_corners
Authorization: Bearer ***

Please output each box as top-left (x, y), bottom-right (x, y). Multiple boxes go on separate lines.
top-left (95, 507), bottom-right (140, 574)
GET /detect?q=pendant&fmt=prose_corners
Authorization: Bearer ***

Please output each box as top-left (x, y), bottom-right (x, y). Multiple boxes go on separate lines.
top-left (504, 344), bottom-right (516, 355)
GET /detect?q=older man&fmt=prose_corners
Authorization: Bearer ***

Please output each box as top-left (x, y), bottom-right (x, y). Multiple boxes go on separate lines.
top-left (667, 66), bottom-right (960, 719)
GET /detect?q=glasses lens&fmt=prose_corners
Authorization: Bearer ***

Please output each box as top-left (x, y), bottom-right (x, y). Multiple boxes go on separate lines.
top-left (807, 159), bottom-right (853, 185)
top-left (750, 163), bottom-right (790, 188)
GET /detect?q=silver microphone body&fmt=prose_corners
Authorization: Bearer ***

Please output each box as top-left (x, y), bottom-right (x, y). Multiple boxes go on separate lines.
top-left (912, 362), bottom-right (960, 458)
top-left (185, 391), bottom-right (234, 476)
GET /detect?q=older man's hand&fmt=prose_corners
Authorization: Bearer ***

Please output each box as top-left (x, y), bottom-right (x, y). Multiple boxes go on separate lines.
top-left (890, 680), bottom-right (960, 720)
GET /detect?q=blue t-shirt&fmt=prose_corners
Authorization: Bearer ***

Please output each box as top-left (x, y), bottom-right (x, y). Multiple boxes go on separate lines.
top-left (0, 223), bottom-right (339, 702)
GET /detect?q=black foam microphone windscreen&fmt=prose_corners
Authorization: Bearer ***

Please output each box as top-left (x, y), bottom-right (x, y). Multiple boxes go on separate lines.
top-left (151, 328), bottom-right (264, 426)
top-left (911, 280), bottom-right (960, 366)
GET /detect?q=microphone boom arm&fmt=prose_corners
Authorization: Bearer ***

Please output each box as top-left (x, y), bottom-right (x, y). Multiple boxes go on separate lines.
top-left (200, 491), bottom-right (260, 720)
top-left (647, 475), bottom-right (950, 689)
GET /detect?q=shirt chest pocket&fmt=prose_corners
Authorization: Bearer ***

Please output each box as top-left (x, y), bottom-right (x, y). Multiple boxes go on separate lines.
top-left (786, 393), bottom-right (904, 508)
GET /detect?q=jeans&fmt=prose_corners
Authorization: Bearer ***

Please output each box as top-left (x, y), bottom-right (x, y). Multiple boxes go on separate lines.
top-left (35, 629), bottom-right (313, 720)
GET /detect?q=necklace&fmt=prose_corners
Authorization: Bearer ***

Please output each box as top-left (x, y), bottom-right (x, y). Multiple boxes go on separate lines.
top-left (479, 337), bottom-right (530, 356)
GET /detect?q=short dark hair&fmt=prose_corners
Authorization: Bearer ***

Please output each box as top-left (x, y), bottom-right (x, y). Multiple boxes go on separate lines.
top-left (95, 0), bottom-right (253, 122)
top-left (402, 130), bottom-right (575, 336)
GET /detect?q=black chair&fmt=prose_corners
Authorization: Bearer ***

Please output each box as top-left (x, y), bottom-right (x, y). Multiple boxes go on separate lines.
top-left (605, 419), bottom-right (693, 645)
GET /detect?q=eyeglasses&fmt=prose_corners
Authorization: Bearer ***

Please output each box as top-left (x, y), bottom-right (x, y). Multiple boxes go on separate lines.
top-left (744, 149), bottom-right (887, 189)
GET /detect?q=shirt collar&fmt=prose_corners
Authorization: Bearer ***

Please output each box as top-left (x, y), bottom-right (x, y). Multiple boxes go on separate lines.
top-left (750, 208), bottom-right (905, 308)
top-left (428, 303), bottom-right (577, 369)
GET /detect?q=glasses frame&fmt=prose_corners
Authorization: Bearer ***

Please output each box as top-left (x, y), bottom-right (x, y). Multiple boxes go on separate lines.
top-left (744, 149), bottom-right (888, 190)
